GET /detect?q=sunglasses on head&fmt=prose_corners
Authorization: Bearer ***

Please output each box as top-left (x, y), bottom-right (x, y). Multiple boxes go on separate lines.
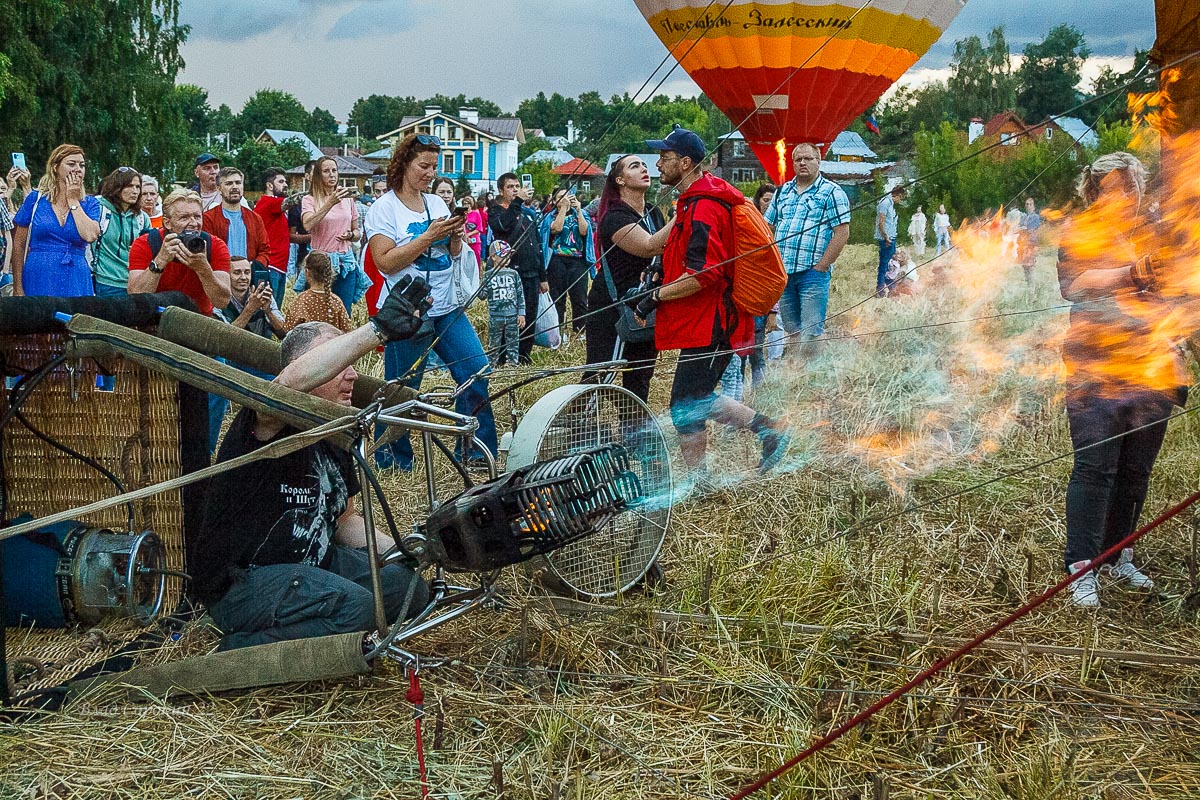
top-left (117, 166), bottom-right (137, 173)
top-left (415, 134), bottom-right (442, 147)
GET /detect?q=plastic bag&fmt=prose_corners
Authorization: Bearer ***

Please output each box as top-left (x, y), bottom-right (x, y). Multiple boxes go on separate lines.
top-left (533, 291), bottom-right (561, 349)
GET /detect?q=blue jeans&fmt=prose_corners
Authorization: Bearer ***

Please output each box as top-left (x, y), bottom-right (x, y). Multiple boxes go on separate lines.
top-left (777, 269), bottom-right (831, 341)
top-left (94, 282), bottom-right (127, 298)
top-left (208, 545), bottom-right (429, 651)
top-left (876, 238), bottom-right (897, 293)
top-left (376, 311), bottom-right (497, 470)
top-left (935, 229), bottom-right (951, 255)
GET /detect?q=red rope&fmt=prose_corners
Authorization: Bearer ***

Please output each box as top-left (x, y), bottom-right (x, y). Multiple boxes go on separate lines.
top-left (729, 488), bottom-right (1200, 800)
top-left (408, 669), bottom-right (429, 799)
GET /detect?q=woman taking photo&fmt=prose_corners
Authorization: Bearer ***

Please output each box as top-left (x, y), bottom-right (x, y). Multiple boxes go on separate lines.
top-left (366, 134), bottom-right (497, 471)
top-left (11, 144), bottom-right (101, 297)
top-left (93, 167), bottom-right (152, 297)
top-left (540, 186), bottom-right (592, 343)
top-left (301, 155), bottom-right (363, 313)
top-left (581, 155), bottom-right (672, 402)
top-left (1057, 152), bottom-right (1182, 607)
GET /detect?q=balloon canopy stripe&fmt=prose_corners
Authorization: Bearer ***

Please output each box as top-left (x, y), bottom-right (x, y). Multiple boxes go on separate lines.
top-left (635, 0), bottom-right (965, 182)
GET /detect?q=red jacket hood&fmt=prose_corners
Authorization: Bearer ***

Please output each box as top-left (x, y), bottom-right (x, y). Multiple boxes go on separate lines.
top-left (678, 172), bottom-right (746, 207)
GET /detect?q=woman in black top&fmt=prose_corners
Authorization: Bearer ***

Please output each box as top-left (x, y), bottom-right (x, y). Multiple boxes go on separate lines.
top-left (582, 155), bottom-right (673, 401)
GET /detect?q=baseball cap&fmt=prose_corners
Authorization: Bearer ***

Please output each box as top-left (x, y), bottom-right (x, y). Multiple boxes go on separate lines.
top-left (489, 240), bottom-right (513, 260)
top-left (646, 124), bottom-right (706, 163)
top-left (194, 152), bottom-right (220, 167)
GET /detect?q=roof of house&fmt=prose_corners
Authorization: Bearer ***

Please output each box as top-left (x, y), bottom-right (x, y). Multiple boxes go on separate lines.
top-left (259, 129), bottom-right (323, 161)
top-left (362, 146), bottom-right (393, 161)
top-left (829, 131), bottom-right (877, 160)
top-left (544, 135), bottom-right (571, 149)
top-left (551, 158), bottom-right (604, 177)
top-left (605, 154), bottom-right (660, 179)
top-left (820, 160), bottom-right (895, 179)
top-left (983, 111), bottom-right (1026, 138)
top-left (520, 149), bottom-right (576, 168)
top-left (383, 113), bottom-right (524, 143)
top-left (284, 154), bottom-right (376, 176)
top-left (1053, 116), bottom-right (1098, 148)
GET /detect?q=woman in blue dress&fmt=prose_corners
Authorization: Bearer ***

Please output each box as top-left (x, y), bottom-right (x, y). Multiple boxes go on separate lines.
top-left (11, 144), bottom-right (101, 297)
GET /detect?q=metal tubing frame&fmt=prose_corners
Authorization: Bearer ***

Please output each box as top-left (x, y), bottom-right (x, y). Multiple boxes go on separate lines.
top-left (355, 438), bottom-right (390, 636)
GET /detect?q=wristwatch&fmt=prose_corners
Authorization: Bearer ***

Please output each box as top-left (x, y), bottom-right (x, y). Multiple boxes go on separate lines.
top-left (69, 203), bottom-right (80, 212)
top-left (147, 262), bottom-right (164, 274)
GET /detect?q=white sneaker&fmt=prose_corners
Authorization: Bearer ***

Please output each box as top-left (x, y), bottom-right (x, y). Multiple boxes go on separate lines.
top-left (1102, 548), bottom-right (1155, 590)
top-left (1067, 561), bottom-right (1101, 608)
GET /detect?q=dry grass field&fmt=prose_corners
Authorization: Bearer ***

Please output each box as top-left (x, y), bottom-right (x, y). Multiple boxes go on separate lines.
top-left (3, 241), bottom-right (1200, 799)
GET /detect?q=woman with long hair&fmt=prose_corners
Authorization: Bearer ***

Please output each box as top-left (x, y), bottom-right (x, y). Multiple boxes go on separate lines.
top-left (1057, 152), bottom-right (1181, 607)
top-left (11, 144), bottom-right (101, 297)
top-left (301, 155), bottom-right (361, 313)
top-left (580, 155), bottom-right (672, 402)
top-left (469, 190), bottom-right (491, 259)
top-left (459, 193), bottom-right (485, 263)
top-left (365, 134), bottom-right (497, 471)
top-left (432, 176), bottom-right (456, 209)
top-left (752, 183), bottom-right (775, 214)
top-left (93, 167), bottom-right (151, 297)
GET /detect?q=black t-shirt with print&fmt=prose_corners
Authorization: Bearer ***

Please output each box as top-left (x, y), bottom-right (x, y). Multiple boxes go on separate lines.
top-left (592, 200), bottom-right (665, 301)
top-left (190, 407), bottom-right (360, 603)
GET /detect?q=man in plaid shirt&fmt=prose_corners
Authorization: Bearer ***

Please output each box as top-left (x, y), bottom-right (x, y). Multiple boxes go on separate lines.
top-left (763, 143), bottom-right (850, 358)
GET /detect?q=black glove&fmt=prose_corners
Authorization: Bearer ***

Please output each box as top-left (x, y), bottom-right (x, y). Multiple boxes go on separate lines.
top-left (634, 288), bottom-right (660, 320)
top-left (1131, 255), bottom-right (1158, 292)
top-left (372, 275), bottom-right (432, 342)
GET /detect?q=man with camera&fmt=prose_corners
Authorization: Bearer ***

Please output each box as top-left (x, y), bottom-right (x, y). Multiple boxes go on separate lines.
top-left (189, 276), bottom-right (434, 651)
top-left (128, 188), bottom-right (232, 315)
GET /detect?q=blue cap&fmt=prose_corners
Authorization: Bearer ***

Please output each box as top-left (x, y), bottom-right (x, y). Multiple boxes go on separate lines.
top-left (646, 124), bottom-right (706, 164)
top-left (194, 152), bottom-right (220, 167)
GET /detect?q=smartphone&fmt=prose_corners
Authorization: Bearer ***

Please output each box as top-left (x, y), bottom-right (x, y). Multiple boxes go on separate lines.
top-left (521, 174), bottom-right (533, 190)
top-left (251, 261), bottom-right (271, 289)
top-left (567, 186), bottom-right (577, 196)
top-left (449, 206), bottom-right (466, 219)
top-left (11, 153), bottom-right (26, 172)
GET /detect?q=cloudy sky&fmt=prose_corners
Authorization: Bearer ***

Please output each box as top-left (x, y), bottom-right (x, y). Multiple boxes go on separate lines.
top-left (178, 0), bottom-right (1155, 120)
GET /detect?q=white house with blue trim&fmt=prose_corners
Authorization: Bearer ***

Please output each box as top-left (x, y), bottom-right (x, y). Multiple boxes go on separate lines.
top-left (375, 106), bottom-right (524, 194)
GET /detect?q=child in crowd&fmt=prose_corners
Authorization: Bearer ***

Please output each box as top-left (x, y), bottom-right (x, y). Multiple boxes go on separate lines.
top-left (482, 240), bottom-right (524, 367)
top-left (283, 250), bottom-right (353, 333)
top-left (884, 247), bottom-right (919, 296)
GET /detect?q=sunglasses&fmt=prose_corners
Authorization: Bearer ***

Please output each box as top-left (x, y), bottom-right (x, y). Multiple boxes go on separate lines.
top-left (117, 166), bottom-right (137, 173)
top-left (415, 134), bottom-right (442, 147)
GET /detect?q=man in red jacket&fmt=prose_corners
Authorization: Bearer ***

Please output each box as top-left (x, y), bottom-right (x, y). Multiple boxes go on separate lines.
top-left (203, 167), bottom-right (270, 270)
top-left (637, 125), bottom-right (789, 479)
top-left (253, 167), bottom-right (292, 299)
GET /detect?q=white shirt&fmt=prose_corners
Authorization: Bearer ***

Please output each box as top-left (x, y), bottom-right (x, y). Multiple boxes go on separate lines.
top-left (934, 212), bottom-right (951, 232)
top-left (365, 191), bottom-right (456, 316)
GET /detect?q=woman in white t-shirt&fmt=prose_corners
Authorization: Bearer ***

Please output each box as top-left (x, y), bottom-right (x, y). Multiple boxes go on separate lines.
top-left (366, 133), bottom-right (495, 471)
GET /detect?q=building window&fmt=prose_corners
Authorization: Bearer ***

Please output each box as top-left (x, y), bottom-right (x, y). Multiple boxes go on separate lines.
top-left (1001, 132), bottom-right (1016, 146)
top-left (732, 141), bottom-right (747, 158)
top-left (435, 123), bottom-right (446, 140)
top-left (442, 152), bottom-right (455, 174)
top-left (1045, 127), bottom-right (1054, 140)
top-left (453, 126), bottom-right (463, 140)
top-left (462, 152), bottom-right (475, 175)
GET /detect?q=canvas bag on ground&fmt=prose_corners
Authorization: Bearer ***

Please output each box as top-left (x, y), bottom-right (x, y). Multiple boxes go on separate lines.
top-left (533, 291), bottom-right (561, 349)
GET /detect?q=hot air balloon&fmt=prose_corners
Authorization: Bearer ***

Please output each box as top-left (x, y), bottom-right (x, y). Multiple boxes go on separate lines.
top-left (634, 0), bottom-right (967, 183)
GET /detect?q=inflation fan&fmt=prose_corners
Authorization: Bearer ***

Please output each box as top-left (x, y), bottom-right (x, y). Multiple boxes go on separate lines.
top-left (506, 384), bottom-right (672, 599)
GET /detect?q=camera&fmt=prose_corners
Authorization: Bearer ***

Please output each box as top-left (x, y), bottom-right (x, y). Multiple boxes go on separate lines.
top-left (176, 231), bottom-right (206, 254)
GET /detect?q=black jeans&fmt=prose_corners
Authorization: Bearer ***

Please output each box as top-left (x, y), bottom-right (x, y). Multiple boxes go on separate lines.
top-left (1063, 390), bottom-right (1172, 571)
top-left (581, 285), bottom-right (657, 403)
top-left (517, 272), bottom-right (543, 364)
top-left (547, 254), bottom-right (590, 333)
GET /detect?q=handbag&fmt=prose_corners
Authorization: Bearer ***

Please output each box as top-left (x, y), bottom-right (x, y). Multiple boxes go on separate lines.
top-left (601, 252), bottom-right (656, 344)
top-left (451, 244), bottom-right (481, 308)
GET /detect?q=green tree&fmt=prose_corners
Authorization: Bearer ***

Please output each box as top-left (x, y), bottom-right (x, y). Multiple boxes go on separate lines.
top-left (454, 172), bottom-right (471, 198)
top-left (946, 27), bottom-right (1017, 121)
top-left (1088, 50), bottom-right (1156, 127)
top-left (348, 94), bottom-right (407, 139)
top-left (524, 159), bottom-right (559, 196)
top-left (234, 89), bottom-right (311, 141)
top-left (174, 83), bottom-right (213, 139)
top-left (308, 107), bottom-right (339, 141)
top-left (231, 137), bottom-right (311, 190)
top-left (1016, 25), bottom-right (1091, 123)
top-left (0, 0), bottom-right (190, 181)
top-left (209, 104), bottom-right (236, 139)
